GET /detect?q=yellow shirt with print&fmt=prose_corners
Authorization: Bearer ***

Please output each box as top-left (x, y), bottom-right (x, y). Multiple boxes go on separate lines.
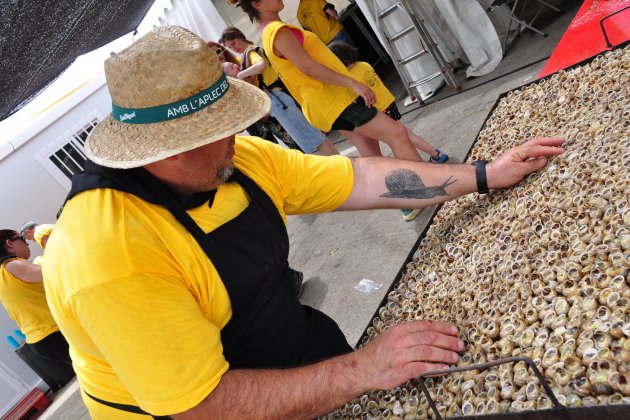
top-left (298, 0), bottom-right (343, 44)
top-left (0, 258), bottom-right (59, 343)
top-left (262, 21), bottom-right (357, 131)
top-left (43, 136), bottom-right (354, 418)
top-left (348, 61), bottom-right (395, 112)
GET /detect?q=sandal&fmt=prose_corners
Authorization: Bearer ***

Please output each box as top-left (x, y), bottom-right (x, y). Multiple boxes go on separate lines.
top-left (429, 149), bottom-right (449, 164)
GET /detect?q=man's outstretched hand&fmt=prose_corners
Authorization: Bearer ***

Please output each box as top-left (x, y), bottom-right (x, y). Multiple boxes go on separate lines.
top-left (487, 137), bottom-right (565, 190)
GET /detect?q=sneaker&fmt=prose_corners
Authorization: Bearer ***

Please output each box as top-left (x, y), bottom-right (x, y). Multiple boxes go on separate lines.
top-left (290, 269), bottom-right (305, 298)
top-left (429, 149), bottom-right (449, 164)
top-left (402, 209), bottom-right (421, 221)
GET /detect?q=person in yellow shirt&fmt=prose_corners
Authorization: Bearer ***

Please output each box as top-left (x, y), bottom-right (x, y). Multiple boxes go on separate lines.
top-left (297, 0), bottom-right (353, 46)
top-left (219, 26), bottom-right (339, 156)
top-left (206, 40), bottom-right (240, 66)
top-left (0, 229), bottom-right (74, 390)
top-left (19, 222), bottom-right (55, 250)
top-left (34, 224), bottom-right (54, 249)
top-left (19, 221), bottom-right (37, 241)
top-left (236, 0), bottom-right (442, 220)
top-left (329, 40), bottom-right (449, 164)
top-left (43, 26), bottom-right (564, 418)
top-left (209, 39), bottom-right (302, 154)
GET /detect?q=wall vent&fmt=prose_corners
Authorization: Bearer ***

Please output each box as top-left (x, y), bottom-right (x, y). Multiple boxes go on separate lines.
top-left (34, 111), bottom-right (102, 190)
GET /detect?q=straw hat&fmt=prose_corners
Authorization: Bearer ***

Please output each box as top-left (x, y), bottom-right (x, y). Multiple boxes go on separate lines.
top-left (85, 26), bottom-right (270, 169)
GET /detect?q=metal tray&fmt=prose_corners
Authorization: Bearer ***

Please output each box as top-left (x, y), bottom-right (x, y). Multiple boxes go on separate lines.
top-left (352, 39), bottom-right (630, 420)
top-left (354, 37), bottom-right (630, 349)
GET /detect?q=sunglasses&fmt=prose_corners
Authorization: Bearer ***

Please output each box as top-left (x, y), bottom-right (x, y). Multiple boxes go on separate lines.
top-left (215, 47), bottom-right (226, 56)
top-left (11, 235), bottom-right (26, 243)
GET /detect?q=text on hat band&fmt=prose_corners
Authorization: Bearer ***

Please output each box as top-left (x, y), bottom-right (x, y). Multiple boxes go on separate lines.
top-left (111, 73), bottom-right (230, 124)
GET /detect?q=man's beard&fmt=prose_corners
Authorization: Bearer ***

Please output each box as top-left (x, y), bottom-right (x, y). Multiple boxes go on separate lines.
top-left (217, 162), bottom-right (235, 183)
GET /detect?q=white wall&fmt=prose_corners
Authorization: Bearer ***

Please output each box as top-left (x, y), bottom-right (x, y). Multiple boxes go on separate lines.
top-left (0, 82), bottom-right (111, 232)
top-left (0, 139), bottom-right (68, 235)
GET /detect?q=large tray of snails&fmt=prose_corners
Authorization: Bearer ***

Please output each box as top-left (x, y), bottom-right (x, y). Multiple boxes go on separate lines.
top-left (329, 43), bottom-right (630, 419)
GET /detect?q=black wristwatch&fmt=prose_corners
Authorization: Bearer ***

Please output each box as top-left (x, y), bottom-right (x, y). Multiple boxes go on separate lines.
top-left (474, 160), bottom-right (490, 194)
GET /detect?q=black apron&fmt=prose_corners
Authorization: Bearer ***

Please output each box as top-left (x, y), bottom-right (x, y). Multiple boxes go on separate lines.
top-left (67, 161), bottom-right (351, 417)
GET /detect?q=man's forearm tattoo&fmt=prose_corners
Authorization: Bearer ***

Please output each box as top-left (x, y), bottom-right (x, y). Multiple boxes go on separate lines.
top-left (379, 169), bottom-right (457, 199)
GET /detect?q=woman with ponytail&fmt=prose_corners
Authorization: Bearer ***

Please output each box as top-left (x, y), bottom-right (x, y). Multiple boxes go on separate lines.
top-left (219, 25), bottom-right (339, 155)
top-left (207, 38), bottom-right (301, 152)
top-left (232, 0), bottom-right (445, 220)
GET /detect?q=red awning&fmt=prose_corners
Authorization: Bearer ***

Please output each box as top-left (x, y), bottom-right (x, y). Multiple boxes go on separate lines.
top-left (538, 0), bottom-right (630, 78)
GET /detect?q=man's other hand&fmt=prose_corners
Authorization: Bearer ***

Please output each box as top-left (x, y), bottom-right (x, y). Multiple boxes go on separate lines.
top-left (355, 320), bottom-right (464, 390)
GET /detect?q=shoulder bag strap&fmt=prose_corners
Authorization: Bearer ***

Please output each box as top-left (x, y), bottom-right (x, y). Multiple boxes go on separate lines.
top-left (83, 390), bottom-right (172, 420)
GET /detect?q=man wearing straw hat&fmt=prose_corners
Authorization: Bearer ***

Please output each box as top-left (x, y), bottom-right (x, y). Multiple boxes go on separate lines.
top-left (42, 26), bottom-right (564, 419)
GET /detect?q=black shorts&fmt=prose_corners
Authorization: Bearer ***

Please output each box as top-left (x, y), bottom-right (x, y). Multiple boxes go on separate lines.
top-left (331, 98), bottom-right (378, 131)
top-left (383, 102), bottom-right (402, 121)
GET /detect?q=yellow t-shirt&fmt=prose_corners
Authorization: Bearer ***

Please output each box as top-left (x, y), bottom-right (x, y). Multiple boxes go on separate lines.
top-left (348, 61), bottom-right (395, 112)
top-left (262, 21), bottom-right (357, 131)
top-left (247, 47), bottom-right (279, 88)
top-left (297, 0), bottom-right (343, 44)
top-left (0, 258), bottom-right (59, 343)
top-left (34, 224), bottom-right (54, 249)
top-left (43, 136), bottom-right (354, 418)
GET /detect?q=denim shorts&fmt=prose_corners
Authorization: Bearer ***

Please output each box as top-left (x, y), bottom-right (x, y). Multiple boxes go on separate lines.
top-left (331, 98), bottom-right (378, 131)
top-left (267, 89), bottom-right (325, 154)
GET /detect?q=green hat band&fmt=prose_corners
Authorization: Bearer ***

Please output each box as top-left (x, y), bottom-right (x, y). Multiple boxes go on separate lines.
top-left (111, 73), bottom-right (229, 124)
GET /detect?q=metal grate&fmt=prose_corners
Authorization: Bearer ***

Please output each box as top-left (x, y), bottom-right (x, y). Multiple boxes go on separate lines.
top-left (34, 111), bottom-right (101, 190)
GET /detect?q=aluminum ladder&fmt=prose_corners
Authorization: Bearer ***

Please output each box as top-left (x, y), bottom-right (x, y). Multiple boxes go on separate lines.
top-left (373, 0), bottom-right (461, 104)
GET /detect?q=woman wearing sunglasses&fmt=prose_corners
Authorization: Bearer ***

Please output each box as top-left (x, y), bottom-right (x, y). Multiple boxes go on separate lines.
top-left (0, 229), bottom-right (74, 389)
top-left (208, 40), bottom-right (304, 152)
top-left (207, 40), bottom-right (239, 65)
top-left (219, 26), bottom-right (339, 155)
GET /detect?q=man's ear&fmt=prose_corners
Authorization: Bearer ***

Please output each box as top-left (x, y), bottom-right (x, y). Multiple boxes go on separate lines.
top-left (143, 154), bottom-right (181, 177)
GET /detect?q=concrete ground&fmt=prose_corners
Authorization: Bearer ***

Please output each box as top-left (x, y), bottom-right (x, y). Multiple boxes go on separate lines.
top-left (39, 2), bottom-right (583, 417)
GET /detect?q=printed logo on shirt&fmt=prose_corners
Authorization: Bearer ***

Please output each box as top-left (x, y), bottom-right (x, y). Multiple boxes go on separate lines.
top-left (363, 70), bottom-right (380, 89)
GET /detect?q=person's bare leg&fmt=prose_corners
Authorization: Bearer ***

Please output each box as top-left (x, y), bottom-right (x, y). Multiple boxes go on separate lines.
top-left (316, 138), bottom-right (340, 155)
top-left (406, 127), bottom-right (446, 160)
top-left (354, 113), bottom-right (422, 221)
top-left (340, 130), bottom-right (383, 157)
top-left (406, 128), bottom-right (432, 159)
top-left (354, 112), bottom-right (421, 162)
